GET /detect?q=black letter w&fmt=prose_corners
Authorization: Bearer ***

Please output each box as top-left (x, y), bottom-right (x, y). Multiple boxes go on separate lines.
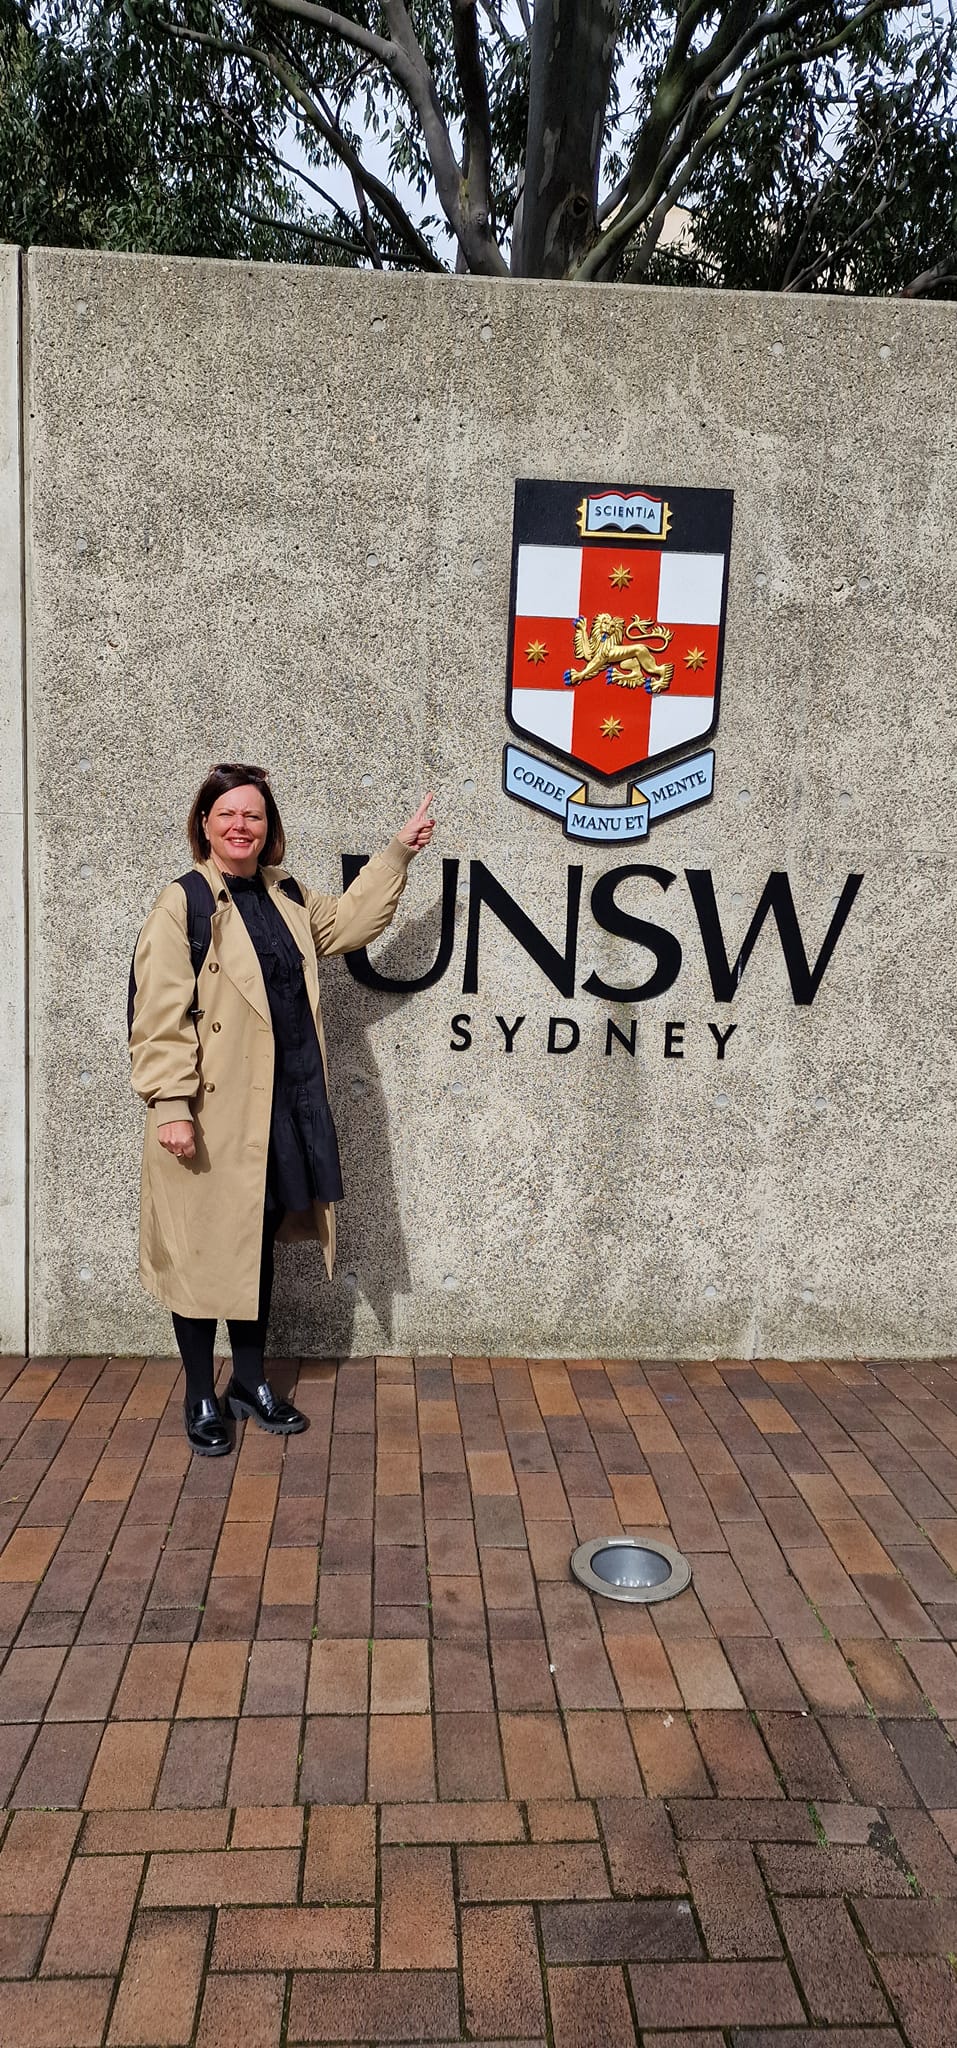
top-left (685, 870), bottom-right (863, 1006)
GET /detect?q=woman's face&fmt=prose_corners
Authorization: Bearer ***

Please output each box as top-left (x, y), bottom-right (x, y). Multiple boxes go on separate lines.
top-left (204, 784), bottom-right (268, 876)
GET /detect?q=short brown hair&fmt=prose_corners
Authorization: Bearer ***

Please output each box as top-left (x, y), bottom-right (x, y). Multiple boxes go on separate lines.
top-left (187, 763), bottom-right (286, 866)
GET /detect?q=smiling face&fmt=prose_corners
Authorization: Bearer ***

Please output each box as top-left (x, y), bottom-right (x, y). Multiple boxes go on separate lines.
top-left (203, 784), bottom-right (268, 876)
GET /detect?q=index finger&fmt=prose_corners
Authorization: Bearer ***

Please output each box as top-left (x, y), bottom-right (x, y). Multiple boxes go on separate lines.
top-left (414, 792), bottom-right (435, 822)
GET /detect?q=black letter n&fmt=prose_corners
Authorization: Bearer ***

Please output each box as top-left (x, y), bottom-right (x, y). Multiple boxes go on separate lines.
top-left (463, 861), bottom-right (582, 997)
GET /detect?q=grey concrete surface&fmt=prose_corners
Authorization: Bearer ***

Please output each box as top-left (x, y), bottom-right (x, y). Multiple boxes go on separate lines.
top-left (18, 247), bottom-right (957, 1356)
top-left (0, 249), bottom-right (24, 1354)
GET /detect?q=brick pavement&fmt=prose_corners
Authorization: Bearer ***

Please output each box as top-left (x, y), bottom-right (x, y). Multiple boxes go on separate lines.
top-left (0, 1353), bottom-right (951, 2042)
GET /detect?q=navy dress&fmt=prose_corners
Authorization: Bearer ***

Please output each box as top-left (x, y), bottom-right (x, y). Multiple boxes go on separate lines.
top-left (227, 871), bottom-right (344, 1211)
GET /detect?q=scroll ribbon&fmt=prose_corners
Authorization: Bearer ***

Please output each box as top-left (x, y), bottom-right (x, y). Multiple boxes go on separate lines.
top-left (503, 743), bottom-right (714, 843)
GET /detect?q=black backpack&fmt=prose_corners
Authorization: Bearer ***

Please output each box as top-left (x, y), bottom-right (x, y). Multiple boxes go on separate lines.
top-left (127, 870), bottom-right (306, 1039)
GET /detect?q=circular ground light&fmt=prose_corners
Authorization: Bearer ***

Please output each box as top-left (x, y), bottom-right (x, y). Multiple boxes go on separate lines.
top-left (569, 1536), bottom-right (692, 1604)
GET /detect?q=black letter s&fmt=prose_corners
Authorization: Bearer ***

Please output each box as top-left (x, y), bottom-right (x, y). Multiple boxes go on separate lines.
top-left (583, 865), bottom-right (682, 1003)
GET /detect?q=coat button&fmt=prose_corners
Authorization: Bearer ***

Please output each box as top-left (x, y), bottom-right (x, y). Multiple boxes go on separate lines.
top-left (205, 1082), bottom-right (216, 1093)
top-left (212, 1022), bottom-right (221, 1033)
top-left (208, 963), bottom-right (220, 974)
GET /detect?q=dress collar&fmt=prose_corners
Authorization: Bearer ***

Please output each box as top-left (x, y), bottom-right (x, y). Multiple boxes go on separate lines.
top-left (222, 869), bottom-right (263, 894)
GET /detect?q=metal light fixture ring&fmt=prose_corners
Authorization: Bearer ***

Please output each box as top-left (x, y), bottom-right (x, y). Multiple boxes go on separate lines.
top-left (569, 1535), bottom-right (692, 1604)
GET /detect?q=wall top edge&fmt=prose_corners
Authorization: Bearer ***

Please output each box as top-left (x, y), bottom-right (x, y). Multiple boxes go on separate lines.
top-left (15, 241), bottom-right (957, 327)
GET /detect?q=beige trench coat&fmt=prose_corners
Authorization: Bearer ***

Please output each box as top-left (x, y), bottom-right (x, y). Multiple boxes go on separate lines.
top-left (130, 839), bottom-right (413, 1318)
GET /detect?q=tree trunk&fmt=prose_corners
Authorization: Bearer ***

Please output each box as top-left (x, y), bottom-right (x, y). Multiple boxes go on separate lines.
top-left (514, 0), bottom-right (619, 277)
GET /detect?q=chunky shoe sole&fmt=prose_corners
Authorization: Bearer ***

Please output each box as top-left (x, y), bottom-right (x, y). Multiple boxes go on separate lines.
top-left (186, 1432), bottom-right (232, 1457)
top-left (225, 1393), bottom-right (307, 1434)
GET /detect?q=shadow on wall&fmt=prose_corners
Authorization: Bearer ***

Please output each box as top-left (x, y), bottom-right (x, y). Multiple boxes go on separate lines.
top-left (272, 886), bottom-right (453, 1356)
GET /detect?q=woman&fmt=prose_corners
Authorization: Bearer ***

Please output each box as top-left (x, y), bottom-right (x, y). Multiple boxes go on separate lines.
top-left (130, 762), bottom-right (434, 1454)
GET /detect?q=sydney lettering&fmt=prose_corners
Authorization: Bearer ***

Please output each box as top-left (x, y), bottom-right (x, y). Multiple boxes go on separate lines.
top-left (448, 1015), bottom-right (739, 1059)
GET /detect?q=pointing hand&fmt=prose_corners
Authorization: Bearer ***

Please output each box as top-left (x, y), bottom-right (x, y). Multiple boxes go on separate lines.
top-left (397, 793), bottom-right (436, 855)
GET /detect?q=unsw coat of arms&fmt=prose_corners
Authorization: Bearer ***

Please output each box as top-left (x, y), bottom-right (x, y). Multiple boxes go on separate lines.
top-left (503, 479), bottom-right (734, 841)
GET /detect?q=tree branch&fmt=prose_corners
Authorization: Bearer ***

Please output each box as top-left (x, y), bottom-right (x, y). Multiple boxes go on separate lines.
top-left (682, 1), bottom-right (884, 100)
top-left (626, 0), bottom-right (898, 218)
top-left (902, 252), bottom-right (957, 297)
top-left (780, 127), bottom-right (882, 290)
top-left (477, 0), bottom-right (524, 44)
top-left (292, 73), bottom-right (387, 265)
top-left (616, 1), bottom-right (758, 234)
top-left (575, 71), bottom-right (749, 281)
top-left (156, 18), bottom-right (447, 271)
top-left (263, 135), bottom-right (369, 235)
top-left (382, 0), bottom-right (507, 273)
top-left (258, 0), bottom-right (394, 65)
top-left (623, 75), bottom-right (751, 282)
top-left (668, 0), bottom-right (736, 75)
top-left (191, 0), bottom-right (506, 274)
top-left (451, 0), bottom-right (496, 233)
top-left (587, 0), bottom-right (906, 282)
top-left (779, 176), bottom-right (837, 292)
top-left (348, 171), bottom-right (386, 268)
top-left (240, 207), bottom-right (366, 254)
top-left (725, 0), bottom-right (905, 93)
top-left (597, 170), bottom-right (630, 225)
top-left (783, 192), bottom-right (890, 291)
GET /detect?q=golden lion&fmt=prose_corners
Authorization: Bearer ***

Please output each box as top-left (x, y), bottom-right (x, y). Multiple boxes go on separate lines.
top-left (564, 612), bottom-right (674, 693)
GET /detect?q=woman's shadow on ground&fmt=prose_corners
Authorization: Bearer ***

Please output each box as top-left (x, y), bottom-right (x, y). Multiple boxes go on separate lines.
top-left (271, 878), bottom-right (458, 1361)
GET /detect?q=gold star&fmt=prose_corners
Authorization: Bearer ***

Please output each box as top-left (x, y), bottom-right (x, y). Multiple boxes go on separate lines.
top-left (685, 647), bottom-right (707, 671)
top-left (610, 563), bottom-right (632, 589)
top-left (601, 716), bottom-right (623, 739)
top-left (525, 639), bottom-right (548, 664)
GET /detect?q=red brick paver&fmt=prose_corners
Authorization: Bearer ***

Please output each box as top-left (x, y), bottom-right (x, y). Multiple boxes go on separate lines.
top-left (0, 1349), bottom-right (953, 2040)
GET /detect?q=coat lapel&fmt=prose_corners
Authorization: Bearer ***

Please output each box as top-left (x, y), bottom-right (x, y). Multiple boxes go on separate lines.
top-left (199, 859), bottom-right (271, 1025)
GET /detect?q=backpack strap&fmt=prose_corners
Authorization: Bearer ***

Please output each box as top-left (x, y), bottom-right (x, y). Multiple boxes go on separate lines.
top-left (176, 871), bottom-right (216, 1015)
top-left (127, 870), bottom-right (216, 1043)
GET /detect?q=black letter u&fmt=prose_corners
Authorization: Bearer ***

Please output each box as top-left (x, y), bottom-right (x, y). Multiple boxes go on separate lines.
top-left (342, 855), bottom-right (459, 992)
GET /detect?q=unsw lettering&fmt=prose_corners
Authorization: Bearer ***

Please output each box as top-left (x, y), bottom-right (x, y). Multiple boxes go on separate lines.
top-left (342, 856), bottom-right (862, 1008)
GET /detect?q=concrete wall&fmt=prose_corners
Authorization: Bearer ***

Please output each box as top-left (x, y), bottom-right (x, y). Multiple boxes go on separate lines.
top-left (0, 250), bottom-right (24, 1356)
top-left (12, 245), bottom-right (957, 1357)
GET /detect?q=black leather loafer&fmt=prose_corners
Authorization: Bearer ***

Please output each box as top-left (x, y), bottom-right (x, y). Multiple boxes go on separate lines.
top-left (224, 1376), bottom-right (308, 1434)
top-left (184, 1396), bottom-right (231, 1457)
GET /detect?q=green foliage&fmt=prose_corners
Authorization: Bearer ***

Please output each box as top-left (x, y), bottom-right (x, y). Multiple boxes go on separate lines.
top-left (645, 15), bottom-right (957, 295)
top-left (2, 0), bottom-right (955, 295)
top-left (0, 0), bottom-right (341, 258)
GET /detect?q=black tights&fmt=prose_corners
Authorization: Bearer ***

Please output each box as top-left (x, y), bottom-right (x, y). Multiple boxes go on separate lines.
top-left (173, 1206), bottom-right (283, 1408)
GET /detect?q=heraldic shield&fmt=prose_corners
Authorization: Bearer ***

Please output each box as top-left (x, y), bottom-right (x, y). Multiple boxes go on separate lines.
top-left (505, 479), bottom-right (733, 785)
